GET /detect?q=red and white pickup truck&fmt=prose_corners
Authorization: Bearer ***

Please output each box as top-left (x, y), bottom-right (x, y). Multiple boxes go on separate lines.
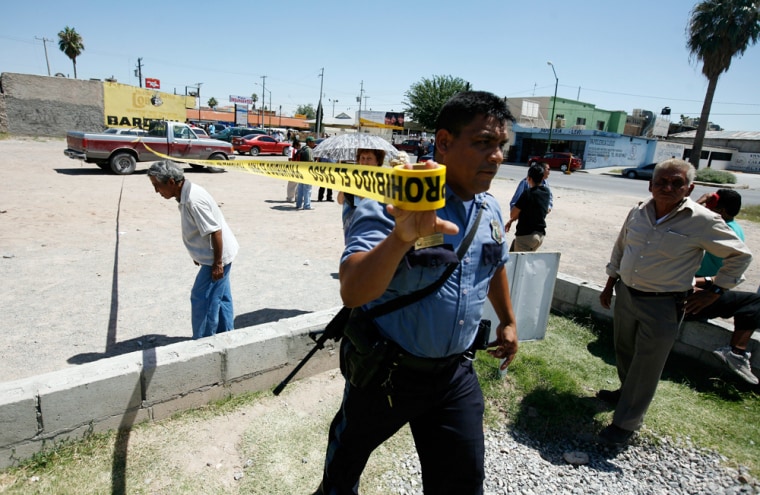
top-left (64, 121), bottom-right (233, 175)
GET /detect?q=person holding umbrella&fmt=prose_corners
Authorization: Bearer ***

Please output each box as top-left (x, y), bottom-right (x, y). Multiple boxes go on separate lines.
top-left (313, 91), bottom-right (518, 494)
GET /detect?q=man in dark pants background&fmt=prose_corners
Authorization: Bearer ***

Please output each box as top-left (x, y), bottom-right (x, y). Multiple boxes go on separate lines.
top-left (313, 91), bottom-right (519, 494)
top-left (691, 189), bottom-right (759, 384)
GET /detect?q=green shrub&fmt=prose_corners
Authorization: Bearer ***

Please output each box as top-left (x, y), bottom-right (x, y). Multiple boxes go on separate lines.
top-left (696, 168), bottom-right (737, 184)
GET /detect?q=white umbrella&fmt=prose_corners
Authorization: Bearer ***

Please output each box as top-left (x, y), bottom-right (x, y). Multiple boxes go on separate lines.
top-left (313, 133), bottom-right (399, 162)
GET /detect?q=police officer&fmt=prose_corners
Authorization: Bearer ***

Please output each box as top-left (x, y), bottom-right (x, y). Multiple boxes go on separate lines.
top-left (313, 91), bottom-right (519, 494)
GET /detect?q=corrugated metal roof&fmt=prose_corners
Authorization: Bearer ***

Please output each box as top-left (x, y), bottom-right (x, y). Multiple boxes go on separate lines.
top-left (670, 130), bottom-right (760, 140)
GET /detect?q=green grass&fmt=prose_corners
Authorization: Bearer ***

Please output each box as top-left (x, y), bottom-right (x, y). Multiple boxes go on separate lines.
top-left (696, 168), bottom-right (737, 184)
top-left (477, 312), bottom-right (759, 475)
top-left (741, 205), bottom-right (760, 224)
top-left (1, 313), bottom-right (758, 493)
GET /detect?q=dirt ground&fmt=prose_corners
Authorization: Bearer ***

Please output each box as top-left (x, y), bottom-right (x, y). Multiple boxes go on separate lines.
top-left (1, 136), bottom-right (759, 383)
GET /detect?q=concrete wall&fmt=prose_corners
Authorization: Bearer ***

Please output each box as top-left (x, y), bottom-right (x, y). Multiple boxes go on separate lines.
top-left (0, 73), bottom-right (103, 137)
top-left (1, 275), bottom-right (757, 469)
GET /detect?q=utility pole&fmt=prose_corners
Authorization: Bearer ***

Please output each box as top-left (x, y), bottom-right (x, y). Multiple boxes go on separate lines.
top-left (260, 75), bottom-right (267, 128)
top-left (196, 82), bottom-right (203, 122)
top-left (316, 67), bottom-right (324, 136)
top-left (357, 81), bottom-right (365, 132)
top-left (35, 36), bottom-right (52, 76)
top-left (134, 58), bottom-right (143, 88)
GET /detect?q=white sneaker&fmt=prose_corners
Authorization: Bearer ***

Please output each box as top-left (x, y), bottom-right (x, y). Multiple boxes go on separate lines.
top-left (713, 346), bottom-right (759, 385)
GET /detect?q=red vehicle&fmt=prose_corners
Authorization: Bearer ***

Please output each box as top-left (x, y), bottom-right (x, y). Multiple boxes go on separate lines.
top-left (232, 134), bottom-right (292, 156)
top-left (528, 152), bottom-right (582, 172)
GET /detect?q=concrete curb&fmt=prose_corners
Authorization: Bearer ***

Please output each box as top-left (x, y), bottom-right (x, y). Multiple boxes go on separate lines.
top-left (1, 275), bottom-right (757, 469)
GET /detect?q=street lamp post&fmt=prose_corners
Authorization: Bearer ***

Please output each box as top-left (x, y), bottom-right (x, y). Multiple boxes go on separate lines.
top-left (546, 61), bottom-right (558, 153)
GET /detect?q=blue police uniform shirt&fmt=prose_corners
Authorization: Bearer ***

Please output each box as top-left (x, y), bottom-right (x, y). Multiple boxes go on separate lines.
top-left (341, 191), bottom-right (509, 358)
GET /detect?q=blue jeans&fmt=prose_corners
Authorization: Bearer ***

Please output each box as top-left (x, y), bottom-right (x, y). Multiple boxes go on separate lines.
top-left (190, 263), bottom-right (234, 339)
top-left (296, 184), bottom-right (312, 209)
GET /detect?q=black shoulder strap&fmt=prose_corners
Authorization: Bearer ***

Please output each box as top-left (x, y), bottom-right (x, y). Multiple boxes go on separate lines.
top-left (361, 204), bottom-right (485, 320)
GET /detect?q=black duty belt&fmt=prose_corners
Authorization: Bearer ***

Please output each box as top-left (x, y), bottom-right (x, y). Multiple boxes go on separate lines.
top-left (388, 349), bottom-right (466, 375)
top-left (626, 285), bottom-right (690, 299)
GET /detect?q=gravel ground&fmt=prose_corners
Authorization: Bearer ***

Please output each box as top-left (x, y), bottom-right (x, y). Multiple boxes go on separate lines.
top-left (380, 427), bottom-right (759, 495)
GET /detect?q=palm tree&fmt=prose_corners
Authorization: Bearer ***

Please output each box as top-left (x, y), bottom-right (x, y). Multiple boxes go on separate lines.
top-left (57, 26), bottom-right (84, 79)
top-left (250, 93), bottom-right (258, 110)
top-left (686, 0), bottom-right (760, 169)
top-left (207, 97), bottom-right (218, 110)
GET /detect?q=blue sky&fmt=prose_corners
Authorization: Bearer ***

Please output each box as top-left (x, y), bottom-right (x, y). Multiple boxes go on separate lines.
top-left (2, 0), bottom-right (759, 131)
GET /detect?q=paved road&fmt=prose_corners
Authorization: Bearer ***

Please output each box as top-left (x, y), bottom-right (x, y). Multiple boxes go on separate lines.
top-left (498, 163), bottom-right (760, 205)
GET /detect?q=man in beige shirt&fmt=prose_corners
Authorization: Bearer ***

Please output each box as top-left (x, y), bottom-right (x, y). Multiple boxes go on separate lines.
top-left (598, 158), bottom-right (752, 446)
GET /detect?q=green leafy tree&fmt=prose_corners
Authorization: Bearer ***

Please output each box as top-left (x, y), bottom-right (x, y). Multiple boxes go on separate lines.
top-left (686, 0), bottom-right (760, 168)
top-left (57, 26), bottom-right (84, 79)
top-left (250, 93), bottom-right (258, 110)
top-left (207, 97), bottom-right (218, 110)
top-left (404, 75), bottom-right (471, 130)
top-left (296, 104), bottom-right (316, 119)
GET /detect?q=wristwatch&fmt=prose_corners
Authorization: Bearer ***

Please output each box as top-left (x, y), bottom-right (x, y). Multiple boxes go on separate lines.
top-left (709, 285), bottom-right (725, 296)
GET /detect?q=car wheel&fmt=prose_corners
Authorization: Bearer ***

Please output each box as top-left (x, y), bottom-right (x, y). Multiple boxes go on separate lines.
top-left (626, 171), bottom-right (637, 179)
top-left (109, 152), bottom-right (137, 175)
top-left (206, 153), bottom-right (226, 173)
top-left (250, 147), bottom-right (260, 156)
top-left (560, 164), bottom-right (568, 172)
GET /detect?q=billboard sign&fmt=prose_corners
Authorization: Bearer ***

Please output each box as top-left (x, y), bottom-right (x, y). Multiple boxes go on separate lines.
top-left (103, 82), bottom-right (189, 128)
top-left (230, 95), bottom-right (253, 105)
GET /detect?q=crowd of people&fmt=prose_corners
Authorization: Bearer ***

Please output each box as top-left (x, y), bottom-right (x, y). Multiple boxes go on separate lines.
top-left (150, 90), bottom-right (756, 494)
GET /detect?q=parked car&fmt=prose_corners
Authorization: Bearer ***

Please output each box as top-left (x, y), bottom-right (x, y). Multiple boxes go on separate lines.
top-left (528, 152), bottom-right (582, 172)
top-left (394, 139), bottom-right (423, 154)
top-left (418, 151), bottom-right (433, 163)
top-left (233, 134), bottom-right (292, 156)
top-left (621, 162), bottom-right (656, 180)
top-left (212, 127), bottom-right (267, 142)
top-left (191, 127), bottom-right (209, 138)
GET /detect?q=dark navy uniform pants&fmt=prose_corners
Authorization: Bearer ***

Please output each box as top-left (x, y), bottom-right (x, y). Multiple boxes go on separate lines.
top-left (315, 346), bottom-right (485, 495)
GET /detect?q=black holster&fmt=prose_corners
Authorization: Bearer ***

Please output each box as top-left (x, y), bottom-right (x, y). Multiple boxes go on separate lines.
top-left (340, 308), bottom-right (396, 389)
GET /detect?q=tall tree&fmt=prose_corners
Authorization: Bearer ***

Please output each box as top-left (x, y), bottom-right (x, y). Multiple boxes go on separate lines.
top-left (404, 75), bottom-right (471, 130)
top-left (250, 93), bottom-right (258, 110)
top-left (686, 0), bottom-right (760, 168)
top-left (207, 97), bottom-right (218, 110)
top-left (57, 26), bottom-right (84, 79)
top-left (296, 104), bottom-right (316, 119)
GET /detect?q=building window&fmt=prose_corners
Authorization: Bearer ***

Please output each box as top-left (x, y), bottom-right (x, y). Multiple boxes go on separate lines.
top-left (576, 117), bottom-right (586, 125)
top-left (711, 152), bottom-right (732, 161)
top-left (596, 121), bottom-right (605, 130)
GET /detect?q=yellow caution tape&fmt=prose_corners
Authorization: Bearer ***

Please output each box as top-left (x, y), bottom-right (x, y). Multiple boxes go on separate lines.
top-left (142, 143), bottom-right (447, 211)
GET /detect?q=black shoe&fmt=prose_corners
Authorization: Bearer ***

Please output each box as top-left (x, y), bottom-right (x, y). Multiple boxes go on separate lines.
top-left (598, 424), bottom-right (634, 446)
top-left (326, 198), bottom-right (334, 202)
top-left (596, 389), bottom-right (621, 404)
